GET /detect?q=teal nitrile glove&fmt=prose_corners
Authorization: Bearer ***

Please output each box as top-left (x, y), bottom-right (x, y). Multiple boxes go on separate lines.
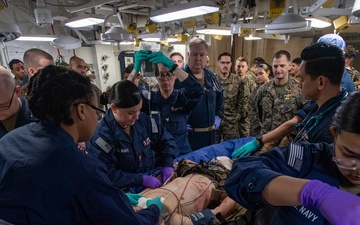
top-left (126, 193), bottom-right (144, 206)
top-left (231, 140), bottom-right (260, 158)
top-left (146, 197), bottom-right (163, 212)
top-left (134, 50), bottom-right (150, 72)
top-left (148, 52), bottom-right (175, 71)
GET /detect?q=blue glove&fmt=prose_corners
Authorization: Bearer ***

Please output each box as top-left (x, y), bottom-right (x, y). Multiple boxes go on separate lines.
top-left (214, 116), bottom-right (221, 130)
top-left (146, 197), bottom-right (163, 212)
top-left (142, 175), bottom-right (161, 189)
top-left (161, 166), bottom-right (174, 183)
top-left (134, 50), bottom-right (150, 72)
top-left (231, 140), bottom-right (260, 158)
top-left (148, 52), bottom-right (175, 71)
top-left (126, 193), bottom-right (144, 205)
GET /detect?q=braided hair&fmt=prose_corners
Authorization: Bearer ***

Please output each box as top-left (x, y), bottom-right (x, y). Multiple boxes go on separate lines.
top-left (28, 65), bottom-right (94, 125)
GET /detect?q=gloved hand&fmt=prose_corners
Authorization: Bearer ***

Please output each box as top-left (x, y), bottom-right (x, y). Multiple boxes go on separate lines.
top-left (301, 180), bottom-right (360, 225)
top-left (186, 124), bottom-right (192, 131)
top-left (148, 52), bottom-right (175, 71)
top-left (134, 50), bottom-right (150, 72)
top-left (142, 175), bottom-right (161, 189)
top-left (231, 140), bottom-right (260, 158)
top-left (214, 116), bottom-right (221, 130)
top-left (126, 193), bottom-right (144, 205)
top-left (161, 166), bottom-right (174, 183)
top-left (146, 197), bottom-right (163, 212)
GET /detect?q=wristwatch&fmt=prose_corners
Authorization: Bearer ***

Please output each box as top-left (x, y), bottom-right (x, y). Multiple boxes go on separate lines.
top-left (256, 135), bottom-right (264, 147)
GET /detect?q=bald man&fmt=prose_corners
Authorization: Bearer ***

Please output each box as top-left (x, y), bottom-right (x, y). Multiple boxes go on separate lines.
top-left (23, 48), bottom-right (54, 77)
top-left (0, 66), bottom-right (32, 139)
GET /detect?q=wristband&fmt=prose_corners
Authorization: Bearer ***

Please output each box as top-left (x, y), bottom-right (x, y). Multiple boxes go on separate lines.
top-left (169, 64), bottom-right (178, 73)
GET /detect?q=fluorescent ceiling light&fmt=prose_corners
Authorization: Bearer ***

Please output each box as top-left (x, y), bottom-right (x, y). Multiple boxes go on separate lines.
top-left (197, 27), bottom-right (231, 36)
top-left (244, 34), bottom-right (262, 40)
top-left (15, 35), bottom-right (57, 41)
top-left (99, 41), bottom-right (134, 45)
top-left (142, 37), bottom-right (178, 42)
top-left (0, 22), bottom-right (21, 42)
top-left (265, 13), bottom-right (311, 34)
top-left (137, 32), bottom-right (178, 42)
top-left (65, 14), bottom-right (105, 28)
top-left (150, 0), bottom-right (219, 22)
top-left (305, 16), bottom-right (332, 28)
top-left (101, 26), bottom-right (134, 43)
top-left (50, 35), bottom-right (82, 49)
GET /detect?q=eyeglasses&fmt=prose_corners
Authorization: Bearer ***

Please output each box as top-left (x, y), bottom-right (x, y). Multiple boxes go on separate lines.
top-left (156, 72), bottom-right (174, 80)
top-left (76, 102), bottom-right (106, 119)
top-left (332, 157), bottom-right (360, 171)
top-left (219, 61), bottom-right (231, 65)
top-left (0, 88), bottom-right (16, 111)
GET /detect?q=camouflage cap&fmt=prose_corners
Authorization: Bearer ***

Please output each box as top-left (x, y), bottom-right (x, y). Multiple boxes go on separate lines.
top-left (345, 45), bottom-right (358, 57)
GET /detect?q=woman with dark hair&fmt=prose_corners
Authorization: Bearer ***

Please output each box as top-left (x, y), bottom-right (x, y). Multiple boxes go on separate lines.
top-left (0, 65), bottom-right (161, 224)
top-left (225, 90), bottom-right (360, 225)
top-left (87, 79), bottom-right (179, 193)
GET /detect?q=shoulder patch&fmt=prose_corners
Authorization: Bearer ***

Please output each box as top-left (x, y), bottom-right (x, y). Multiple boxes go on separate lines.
top-left (95, 137), bottom-right (112, 154)
top-left (287, 143), bottom-right (304, 171)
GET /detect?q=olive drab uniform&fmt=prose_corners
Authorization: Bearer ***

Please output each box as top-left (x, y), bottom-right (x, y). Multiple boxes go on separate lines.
top-left (248, 83), bottom-right (263, 136)
top-left (255, 77), bottom-right (306, 153)
top-left (238, 72), bottom-right (257, 138)
top-left (215, 73), bottom-right (242, 142)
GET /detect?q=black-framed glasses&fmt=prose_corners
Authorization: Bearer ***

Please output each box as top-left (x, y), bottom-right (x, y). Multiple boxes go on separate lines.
top-left (156, 72), bottom-right (174, 80)
top-left (0, 88), bottom-right (16, 111)
top-left (332, 156), bottom-right (360, 171)
top-left (76, 102), bottom-right (106, 119)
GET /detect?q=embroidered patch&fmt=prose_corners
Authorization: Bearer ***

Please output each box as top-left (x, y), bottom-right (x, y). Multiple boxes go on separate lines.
top-left (287, 143), bottom-right (304, 171)
top-left (95, 137), bottom-right (112, 154)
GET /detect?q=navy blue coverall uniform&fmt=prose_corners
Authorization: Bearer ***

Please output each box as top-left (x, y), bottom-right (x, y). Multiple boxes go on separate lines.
top-left (0, 122), bottom-right (160, 225)
top-left (0, 96), bottom-right (31, 139)
top-left (225, 142), bottom-right (354, 225)
top-left (142, 75), bottom-right (204, 155)
top-left (181, 66), bottom-right (224, 151)
top-left (87, 111), bottom-right (178, 189)
top-left (294, 90), bottom-right (348, 144)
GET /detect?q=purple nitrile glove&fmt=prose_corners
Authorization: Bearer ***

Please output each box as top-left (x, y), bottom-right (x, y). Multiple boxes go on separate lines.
top-left (142, 175), bottom-right (161, 189)
top-left (214, 116), bottom-right (221, 130)
top-left (161, 166), bottom-right (174, 183)
top-left (301, 180), bottom-right (360, 225)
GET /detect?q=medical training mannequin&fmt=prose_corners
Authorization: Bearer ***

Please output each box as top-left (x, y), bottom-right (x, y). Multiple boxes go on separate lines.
top-left (87, 80), bottom-right (179, 192)
top-left (225, 90), bottom-right (360, 225)
top-left (0, 65), bottom-right (161, 224)
top-left (128, 158), bottom-right (240, 225)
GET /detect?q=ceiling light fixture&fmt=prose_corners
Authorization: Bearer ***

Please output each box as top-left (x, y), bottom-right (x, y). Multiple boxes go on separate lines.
top-left (65, 14), bottom-right (105, 28)
top-left (150, 0), bottom-right (219, 22)
top-left (15, 35), bottom-right (57, 42)
top-left (0, 22), bottom-right (21, 42)
top-left (196, 27), bottom-right (231, 36)
top-left (137, 32), bottom-right (178, 42)
top-left (265, 13), bottom-right (311, 34)
top-left (101, 26), bottom-right (134, 43)
top-left (304, 16), bottom-right (332, 28)
top-left (50, 35), bottom-right (82, 49)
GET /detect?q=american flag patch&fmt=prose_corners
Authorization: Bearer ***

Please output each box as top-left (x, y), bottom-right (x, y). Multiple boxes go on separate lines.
top-left (287, 143), bottom-right (304, 171)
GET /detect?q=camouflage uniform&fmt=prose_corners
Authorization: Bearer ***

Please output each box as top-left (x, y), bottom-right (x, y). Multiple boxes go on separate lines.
top-left (246, 70), bottom-right (257, 83)
top-left (248, 83), bottom-right (263, 136)
top-left (238, 72), bottom-right (257, 137)
top-left (255, 77), bottom-right (306, 152)
top-left (215, 73), bottom-right (242, 142)
top-left (347, 67), bottom-right (360, 90)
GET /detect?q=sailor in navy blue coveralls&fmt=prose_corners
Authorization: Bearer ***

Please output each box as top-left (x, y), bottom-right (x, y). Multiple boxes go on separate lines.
top-left (87, 110), bottom-right (178, 189)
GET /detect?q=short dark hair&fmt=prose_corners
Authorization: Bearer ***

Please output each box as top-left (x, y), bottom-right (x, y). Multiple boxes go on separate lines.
top-left (170, 52), bottom-right (184, 60)
top-left (332, 90), bottom-right (360, 136)
top-left (109, 80), bottom-right (142, 108)
top-left (301, 42), bottom-right (344, 85)
top-left (9, 59), bottom-right (23, 70)
top-left (252, 57), bottom-right (265, 65)
top-left (28, 65), bottom-right (94, 126)
top-left (273, 50), bottom-right (291, 61)
top-left (124, 63), bottom-right (134, 74)
top-left (217, 52), bottom-right (232, 61)
top-left (292, 57), bottom-right (302, 65)
top-left (23, 48), bottom-right (53, 72)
